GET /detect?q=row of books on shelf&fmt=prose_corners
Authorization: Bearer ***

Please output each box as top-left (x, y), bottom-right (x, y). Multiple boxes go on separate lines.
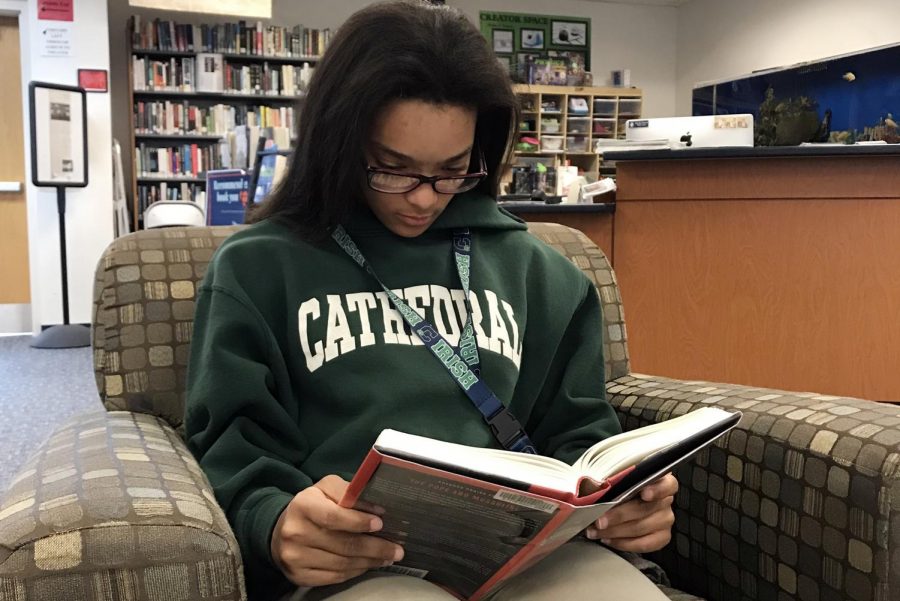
top-left (134, 101), bottom-right (295, 136)
top-left (133, 55), bottom-right (314, 95)
top-left (227, 125), bottom-right (291, 171)
top-left (136, 144), bottom-right (224, 179)
top-left (137, 125), bottom-right (292, 175)
top-left (137, 183), bottom-right (206, 214)
top-left (220, 60), bottom-right (310, 97)
top-left (133, 56), bottom-right (194, 93)
top-left (132, 15), bottom-right (332, 58)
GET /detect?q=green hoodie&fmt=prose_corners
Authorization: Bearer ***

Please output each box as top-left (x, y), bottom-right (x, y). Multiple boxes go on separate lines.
top-left (184, 192), bottom-right (620, 599)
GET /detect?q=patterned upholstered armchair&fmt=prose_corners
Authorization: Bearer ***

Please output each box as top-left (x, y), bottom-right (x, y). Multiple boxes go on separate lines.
top-left (0, 223), bottom-right (897, 601)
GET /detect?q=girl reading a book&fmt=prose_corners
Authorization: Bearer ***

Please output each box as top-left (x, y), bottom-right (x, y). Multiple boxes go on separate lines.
top-left (186, 2), bottom-right (678, 600)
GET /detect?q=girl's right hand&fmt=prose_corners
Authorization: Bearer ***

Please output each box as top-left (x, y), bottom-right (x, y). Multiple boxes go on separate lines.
top-left (270, 475), bottom-right (405, 587)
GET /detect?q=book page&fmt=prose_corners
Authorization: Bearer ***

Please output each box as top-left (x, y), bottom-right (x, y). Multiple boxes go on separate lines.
top-left (374, 429), bottom-right (578, 493)
top-left (353, 459), bottom-right (563, 600)
top-left (575, 407), bottom-right (739, 479)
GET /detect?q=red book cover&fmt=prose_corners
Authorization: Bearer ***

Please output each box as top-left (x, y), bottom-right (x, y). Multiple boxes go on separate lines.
top-left (341, 450), bottom-right (624, 601)
top-left (341, 411), bottom-right (740, 599)
top-left (191, 144), bottom-right (199, 177)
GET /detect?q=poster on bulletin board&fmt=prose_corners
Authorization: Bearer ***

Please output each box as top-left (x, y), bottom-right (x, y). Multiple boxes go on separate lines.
top-left (480, 11), bottom-right (591, 84)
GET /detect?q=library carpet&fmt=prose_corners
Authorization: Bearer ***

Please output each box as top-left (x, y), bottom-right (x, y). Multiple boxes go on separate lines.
top-left (0, 335), bottom-right (101, 493)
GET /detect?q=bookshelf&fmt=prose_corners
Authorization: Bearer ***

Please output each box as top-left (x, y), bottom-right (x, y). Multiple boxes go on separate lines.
top-left (127, 16), bottom-right (330, 230)
top-left (512, 84), bottom-right (643, 182)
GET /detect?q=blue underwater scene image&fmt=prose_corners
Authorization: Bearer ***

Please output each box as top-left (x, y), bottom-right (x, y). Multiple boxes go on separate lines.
top-left (693, 43), bottom-right (900, 145)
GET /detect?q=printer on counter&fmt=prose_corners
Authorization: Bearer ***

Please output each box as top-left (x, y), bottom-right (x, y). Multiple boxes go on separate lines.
top-left (625, 114), bottom-right (754, 149)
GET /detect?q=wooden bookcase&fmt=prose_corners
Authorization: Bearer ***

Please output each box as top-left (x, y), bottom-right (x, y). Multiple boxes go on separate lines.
top-left (512, 84), bottom-right (643, 180)
top-left (126, 17), bottom-right (326, 231)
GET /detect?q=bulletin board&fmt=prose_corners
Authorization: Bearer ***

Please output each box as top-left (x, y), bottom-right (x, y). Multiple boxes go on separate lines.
top-left (480, 10), bottom-right (591, 78)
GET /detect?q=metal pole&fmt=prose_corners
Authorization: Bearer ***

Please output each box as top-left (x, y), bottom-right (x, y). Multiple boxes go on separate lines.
top-left (57, 186), bottom-right (69, 325)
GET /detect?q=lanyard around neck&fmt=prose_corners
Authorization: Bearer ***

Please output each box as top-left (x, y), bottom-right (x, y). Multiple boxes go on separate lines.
top-left (331, 224), bottom-right (536, 454)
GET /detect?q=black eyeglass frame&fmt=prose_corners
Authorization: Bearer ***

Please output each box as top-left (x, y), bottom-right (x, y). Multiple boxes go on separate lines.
top-left (365, 149), bottom-right (488, 194)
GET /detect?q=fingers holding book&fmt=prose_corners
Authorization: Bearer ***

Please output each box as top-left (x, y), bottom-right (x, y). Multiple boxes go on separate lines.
top-left (270, 475), bottom-right (405, 587)
top-left (583, 473), bottom-right (678, 553)
top-left (636, 471), bottom-right (679, 502)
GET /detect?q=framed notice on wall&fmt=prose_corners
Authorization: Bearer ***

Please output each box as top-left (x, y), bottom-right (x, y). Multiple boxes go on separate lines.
top-left (29, 81), bottom-right (88, 187)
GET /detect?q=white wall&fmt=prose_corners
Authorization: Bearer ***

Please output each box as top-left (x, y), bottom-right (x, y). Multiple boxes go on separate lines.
top-left (2, 0), bottom-right (113, 332)
top-left (677, 0), bottom-right (900, 115)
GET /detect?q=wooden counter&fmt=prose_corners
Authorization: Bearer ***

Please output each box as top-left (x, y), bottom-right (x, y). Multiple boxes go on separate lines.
top-left (608, 150), bottom-right (900, 402)
top-left (500, 202), bottom-right (615, 261)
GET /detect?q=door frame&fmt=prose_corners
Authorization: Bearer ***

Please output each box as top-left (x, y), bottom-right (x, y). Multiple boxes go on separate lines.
top-left (0, 1), bottom-right (32, 334)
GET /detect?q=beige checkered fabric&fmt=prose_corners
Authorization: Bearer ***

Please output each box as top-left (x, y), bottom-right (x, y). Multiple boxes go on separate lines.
top-left (92, 226), bottom-right (242, 434)
top-left (608, 374), bottom-right (900, 601)
top-left (528, 223), bottom-right (630, 383)
top-left (0, 411), bottom-right (243, 600)
top-left (0, 221), bottom-right (896, 601)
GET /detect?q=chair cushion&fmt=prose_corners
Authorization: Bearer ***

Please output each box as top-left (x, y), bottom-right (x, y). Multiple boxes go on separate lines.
top-left (0, 411), bottom-right (245, 600)
top-left (93, 226), bottom-right (243, 432)
top-left (527, 222), bottom-right (630, 382)
top-left (607, 373), bottom-right (900, 601)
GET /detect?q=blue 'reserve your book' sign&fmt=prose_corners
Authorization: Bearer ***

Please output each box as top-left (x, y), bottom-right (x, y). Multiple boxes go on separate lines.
top-left (206, 169), bottom-right (249, 225)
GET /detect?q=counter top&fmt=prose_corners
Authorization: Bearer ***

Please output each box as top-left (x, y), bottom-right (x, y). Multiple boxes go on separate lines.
top-left (602, 144), bottom-right (900, 161)
top-left (498, 201), bottom-right (615, 213)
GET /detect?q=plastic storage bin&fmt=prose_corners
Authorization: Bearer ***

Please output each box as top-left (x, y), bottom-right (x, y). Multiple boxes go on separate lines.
top-left (593, 118), bottom-right (615, 136)
top-left (593, 98), bottom-right (616, 116)
top-left (566, 136), bottom-right (588, 152)
top-left (567, 119), bottom-right (589, 134)
top-left (541, 117), bottom-right (561, 133)
top-left (568, 97), bottom-right (589, 115)
top-left (541, 135), bottom-right (564, 151)
top-left (618, 98), bottom-right (642, 117)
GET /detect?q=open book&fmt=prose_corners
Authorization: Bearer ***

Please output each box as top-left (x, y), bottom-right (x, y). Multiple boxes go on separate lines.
top-left (341, 407), bottom-right (741, 600)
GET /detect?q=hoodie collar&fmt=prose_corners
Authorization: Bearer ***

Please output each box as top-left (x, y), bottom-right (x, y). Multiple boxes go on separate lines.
top-left (344, 192), bottom-right (527, 238)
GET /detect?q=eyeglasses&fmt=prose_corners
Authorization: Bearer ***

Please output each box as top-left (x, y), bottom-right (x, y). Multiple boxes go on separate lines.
top-left (366, 150), bottom-right (487, 194)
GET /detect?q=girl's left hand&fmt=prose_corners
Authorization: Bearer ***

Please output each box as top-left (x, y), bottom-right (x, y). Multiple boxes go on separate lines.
top-left (584, 473), bottom-right (678, 553)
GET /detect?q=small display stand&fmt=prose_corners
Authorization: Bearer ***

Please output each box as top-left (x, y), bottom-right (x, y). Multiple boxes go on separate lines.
top-left (247, 136), bottom-right (293, 207)
top-left (205, 169), bottom-right (249, 225)
top-left (28, 82), bottom-right (90, 349)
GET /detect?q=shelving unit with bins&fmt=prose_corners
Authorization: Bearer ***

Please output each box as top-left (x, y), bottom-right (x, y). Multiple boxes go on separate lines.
top-left (512, 84), bottom-right (643, 181)
top-left (126, 17), bottom-right (326, 231)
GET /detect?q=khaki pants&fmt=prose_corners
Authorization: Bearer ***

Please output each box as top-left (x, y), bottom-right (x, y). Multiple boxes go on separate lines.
top-left (281, 541), bottom-right (671, 600)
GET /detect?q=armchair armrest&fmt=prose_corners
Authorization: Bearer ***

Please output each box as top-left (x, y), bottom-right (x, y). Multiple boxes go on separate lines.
top-left (0, 411), bottom-right (245, 600)
top-left (607, 373), bottom-right (899, 601)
